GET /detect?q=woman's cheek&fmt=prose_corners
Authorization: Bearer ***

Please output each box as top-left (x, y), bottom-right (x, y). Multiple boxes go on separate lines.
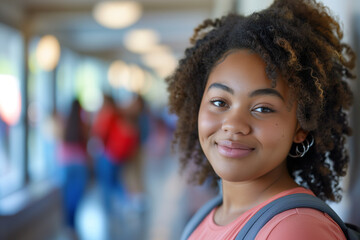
top-left (198, 107), bottom-right (219, 140)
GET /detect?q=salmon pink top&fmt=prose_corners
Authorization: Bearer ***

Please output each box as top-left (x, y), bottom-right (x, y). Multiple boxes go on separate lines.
top-left (188, 187), bottom-right (345, 240)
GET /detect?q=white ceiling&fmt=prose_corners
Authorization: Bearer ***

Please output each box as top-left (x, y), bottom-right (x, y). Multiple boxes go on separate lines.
top-left (0, 0), bottom-right (217, 64)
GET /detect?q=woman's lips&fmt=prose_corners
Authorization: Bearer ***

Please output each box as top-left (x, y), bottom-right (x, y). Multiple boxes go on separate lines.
top-left (216, 140), bottom-right (254, 158)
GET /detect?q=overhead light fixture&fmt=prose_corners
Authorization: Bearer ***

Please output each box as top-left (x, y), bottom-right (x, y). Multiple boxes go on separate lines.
top-left (128, 64), bottom-right (146, 93)
top-left (141, 49), bottom-right (177, 78)
top-left (93, 1), bottom-right (142, 29)
top-left (108, 60), bottom-right (130, 88)
top-left (141, 49), bottom-right (176, 69)
top-left (124, 29), bottom-right (159, 53)
top-left (108, 60), bottom-right (147, 93)
top-left (35, 35), bottom-right (61, 71)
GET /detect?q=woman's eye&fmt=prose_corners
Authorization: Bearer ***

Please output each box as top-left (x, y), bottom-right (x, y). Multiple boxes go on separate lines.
top-left (253, 106), bottom-right (274, 113)
top-left (210, 99), bottom-right (228, 108)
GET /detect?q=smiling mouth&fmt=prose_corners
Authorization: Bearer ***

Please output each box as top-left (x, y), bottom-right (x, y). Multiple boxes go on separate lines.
top-left (216, 140), bottom-right (255, 158)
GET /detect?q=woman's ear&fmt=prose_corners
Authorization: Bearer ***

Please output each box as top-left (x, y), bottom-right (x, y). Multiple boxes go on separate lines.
top-left (293, 125), bottom-right (308, 143)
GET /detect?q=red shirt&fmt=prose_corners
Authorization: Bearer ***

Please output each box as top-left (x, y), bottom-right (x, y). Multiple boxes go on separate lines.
top-left (189, 187), bottom-right (345, 240)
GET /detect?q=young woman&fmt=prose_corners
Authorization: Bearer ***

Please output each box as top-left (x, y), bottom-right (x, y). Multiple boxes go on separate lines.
top-left (58, 99), bottom-right (89, 232)
top-left (166, 0), bottom-right (356, 239)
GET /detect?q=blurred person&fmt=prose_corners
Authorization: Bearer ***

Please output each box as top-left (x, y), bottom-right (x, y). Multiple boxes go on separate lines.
top-left (57, 99), bottom-right (89, 238)
top-left (123, 94), bottom-right (151, 213)
top-left (145, 109), bottom-right (177, 162)
top-left (91, 94), bottom-right (139, 213)
top-left (145, 116), bottom-right (168, 161)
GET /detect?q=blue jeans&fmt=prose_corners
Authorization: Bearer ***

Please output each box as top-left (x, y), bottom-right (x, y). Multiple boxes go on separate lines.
top-left (96, 153), bottom-right (127, 213)
top-left (62, 164), bottom-right (88, 228)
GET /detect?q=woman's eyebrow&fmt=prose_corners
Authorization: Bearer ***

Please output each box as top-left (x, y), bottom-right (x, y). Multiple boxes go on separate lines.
top-left (207, 83), bottom-right (234, 94)
top-left (249, 88), bottom-right (285, 101)
top-left (207, 84), bottom-right (284, 101)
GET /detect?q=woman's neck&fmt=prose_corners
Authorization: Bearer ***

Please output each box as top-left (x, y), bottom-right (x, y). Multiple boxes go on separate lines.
top-left (214, 167), bottom-right (298, 225)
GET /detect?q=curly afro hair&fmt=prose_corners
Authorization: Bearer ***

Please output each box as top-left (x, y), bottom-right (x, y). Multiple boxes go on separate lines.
top-left (166, 0), bottom-right (356, 202)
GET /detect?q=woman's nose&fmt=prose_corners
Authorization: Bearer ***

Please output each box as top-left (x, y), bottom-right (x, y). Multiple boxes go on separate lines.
top-left (221, 109), bottom-right (251, 135)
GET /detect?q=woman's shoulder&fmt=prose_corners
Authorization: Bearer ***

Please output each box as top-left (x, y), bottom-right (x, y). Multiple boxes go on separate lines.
top-left (256, 207), bottom-right (346, 240)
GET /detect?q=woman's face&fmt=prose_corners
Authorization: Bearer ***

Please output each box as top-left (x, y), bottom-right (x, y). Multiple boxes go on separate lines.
top-left (198, 49), bottom-right (306, 183)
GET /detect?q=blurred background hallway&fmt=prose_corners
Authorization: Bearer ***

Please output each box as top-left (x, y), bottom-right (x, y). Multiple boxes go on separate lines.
top-left (0, 0), bottom-right (359, 239)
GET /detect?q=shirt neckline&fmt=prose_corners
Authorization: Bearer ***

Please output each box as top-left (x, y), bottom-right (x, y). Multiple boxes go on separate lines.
top-left (208, 187), bottom-right (313, 231)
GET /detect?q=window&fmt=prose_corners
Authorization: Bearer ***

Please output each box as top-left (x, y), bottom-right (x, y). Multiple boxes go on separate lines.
top-left (0, 23), bottom-right (25, 198)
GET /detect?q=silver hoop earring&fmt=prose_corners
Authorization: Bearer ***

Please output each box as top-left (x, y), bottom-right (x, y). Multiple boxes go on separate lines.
top-left (288, 135), bottom-right (314, 158)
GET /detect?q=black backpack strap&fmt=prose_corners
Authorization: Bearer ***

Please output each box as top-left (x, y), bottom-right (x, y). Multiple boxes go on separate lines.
top-left (180, 194), bottom-right (223, 240)
top-left (235, 193), bottom-right (355, 240)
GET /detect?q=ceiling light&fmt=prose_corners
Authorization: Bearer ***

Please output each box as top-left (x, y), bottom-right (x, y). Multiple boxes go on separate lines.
top-left (128, 64), bottom-right (146, 93)
top-left (141, 49), bottom-right (177, 78)
top-left (93, 1), bottom-right (142, 29)
top-left (35, 35), bottom-right (61, 71)
top-left (141, 50), bottom-right (176, 69)
top-left (108, 60), bottom-right (130, 88)
top-left (124, 29), bottom-right (159, 53)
